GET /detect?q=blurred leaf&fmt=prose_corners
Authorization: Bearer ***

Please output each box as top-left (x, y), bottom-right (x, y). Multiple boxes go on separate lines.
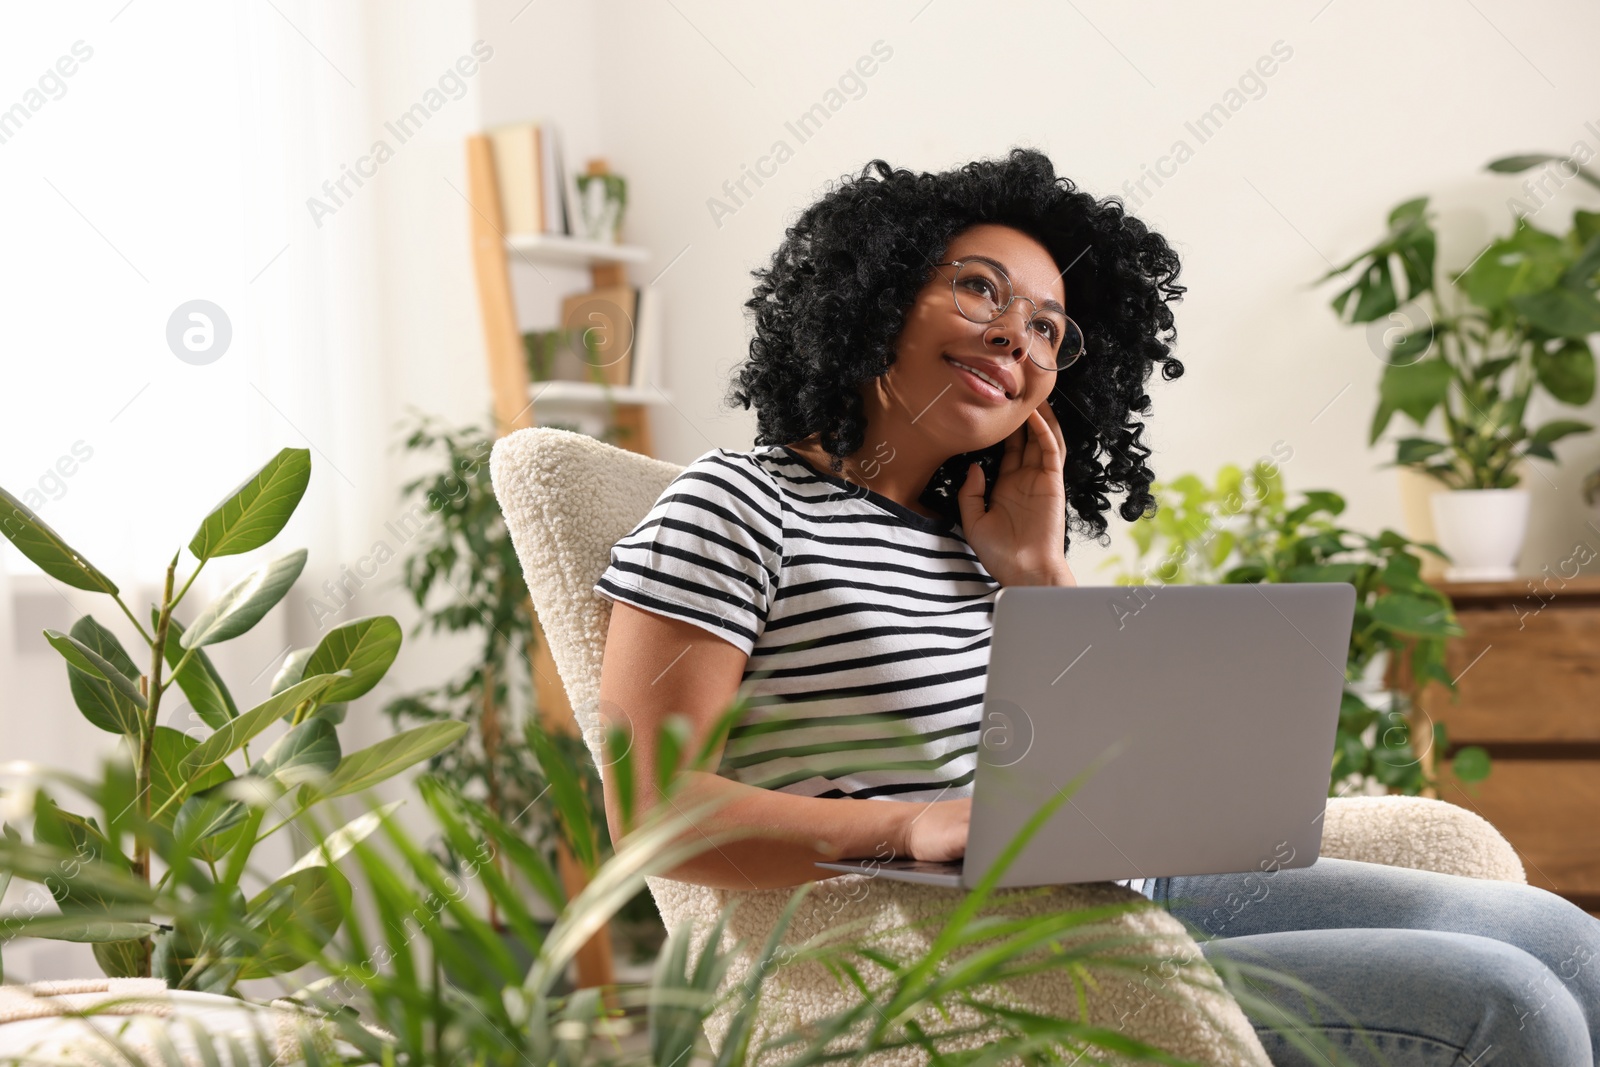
top-left (181, 673), bottom-right (344, 783)
top-left (1378, 359), bottom-right (1453, 426)
top-left (1456, 220), bottom-right (1565, 310)
top-left (150, 727), bottom-right (233, 827)
top-left (173, 783), bottom-right (251, 863)
top-left (188, 447), bottom-right (312, 561)
top-left (5, 915), bottom-right (158, 943)
top-left (180, 549), bottom-right (308, 649)
top-left (1452, 745), bottom-right (1492, 783)
top-left (1532, 339), bottom-right (1597, 405)
top-left (283, 801), bottom-right (403, 875)
top-left (1528, 419), bottom-right (1593, 449)
top-left (1395, 437), bottom-right (1450, 465)
top-left (1369, 593), bottom-right (1464, 637)
top-left (238, 866), bottom-right (350, 979)
top-left (303, 616), bottom-right (402, 703)
top-left (93, 938), bottom-right (149, 978)
top-left (1512, 286), bottom-right (1600, 339)
top-left (307, 721), bottom-right (469, 800)
top-left (0, 485), bottom-right (118, 594)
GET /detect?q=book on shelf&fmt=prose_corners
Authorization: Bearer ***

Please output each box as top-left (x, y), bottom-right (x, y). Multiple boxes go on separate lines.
top-left (523, 284), bottom-right (662, 394)
top-left (484, 120), bottom-right (572, 237)
top-left (632, 284), bottom-right (662, 393)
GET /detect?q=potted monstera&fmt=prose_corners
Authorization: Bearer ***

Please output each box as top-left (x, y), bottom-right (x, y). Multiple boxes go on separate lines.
top-left (1316, 164), bottom-right (1599, 580)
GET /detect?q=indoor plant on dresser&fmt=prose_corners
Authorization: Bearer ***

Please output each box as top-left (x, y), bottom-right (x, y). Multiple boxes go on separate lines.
top-left (1316, 186), bottom-right (1600, 580)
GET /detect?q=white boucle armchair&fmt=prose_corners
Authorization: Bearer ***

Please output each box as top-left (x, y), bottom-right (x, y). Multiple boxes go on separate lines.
top-left (489, 426), bottom-right (1528, 1067)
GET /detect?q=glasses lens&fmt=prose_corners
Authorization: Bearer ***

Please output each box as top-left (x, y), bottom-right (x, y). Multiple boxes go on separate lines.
top-left (952, 261), bottom-right (1010, 324)
top-left (1053, 317), bottom-right (1085, 369)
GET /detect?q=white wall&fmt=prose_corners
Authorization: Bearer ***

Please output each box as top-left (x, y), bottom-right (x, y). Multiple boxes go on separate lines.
top-left (472, 0), bottom-right (1600, 583)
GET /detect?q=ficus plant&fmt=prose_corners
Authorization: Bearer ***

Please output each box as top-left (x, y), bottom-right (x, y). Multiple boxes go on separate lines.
top-left (1102, 460), bottom-right (1491, 796)
top-left (0, 447), bottom-right (467, 987)
top-left (1314, 179), bottom-right (1598, 490)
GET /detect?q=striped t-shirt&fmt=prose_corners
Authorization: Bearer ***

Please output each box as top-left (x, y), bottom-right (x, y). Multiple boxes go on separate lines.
top-left (593, 444), bottom-right (1145, 894)
top-left (596, 444), bottom-right (992, 798)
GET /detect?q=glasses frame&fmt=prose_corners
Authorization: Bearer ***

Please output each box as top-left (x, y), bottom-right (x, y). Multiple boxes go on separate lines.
top-left (935, 259), bottom-right (1086, 371)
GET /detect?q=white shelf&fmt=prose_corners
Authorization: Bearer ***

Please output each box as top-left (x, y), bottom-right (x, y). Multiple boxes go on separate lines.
top-left (504, 232), bottom-right (649, 267)
top-left (529, 380), bottom-right (670, 406)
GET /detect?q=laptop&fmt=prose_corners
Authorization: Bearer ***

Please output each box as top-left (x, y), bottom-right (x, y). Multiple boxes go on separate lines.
top-left (815, 582), bottom-right (1357, 889)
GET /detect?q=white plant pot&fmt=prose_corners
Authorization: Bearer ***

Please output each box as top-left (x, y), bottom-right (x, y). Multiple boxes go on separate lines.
top-left (1428, 488), bottom-right (1531, 581)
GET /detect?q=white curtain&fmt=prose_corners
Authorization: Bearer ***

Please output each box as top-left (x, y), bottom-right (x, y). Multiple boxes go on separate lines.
top-left (0, 0), bottom-right (391, 781)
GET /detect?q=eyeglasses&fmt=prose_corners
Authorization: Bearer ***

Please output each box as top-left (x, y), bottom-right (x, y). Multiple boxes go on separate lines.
top-left (935, 259), bottom-right (1086, 371)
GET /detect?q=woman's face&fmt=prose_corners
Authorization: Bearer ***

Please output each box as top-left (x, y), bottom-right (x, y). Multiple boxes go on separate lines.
top-left (879, 223), bottom-right (1069, 454)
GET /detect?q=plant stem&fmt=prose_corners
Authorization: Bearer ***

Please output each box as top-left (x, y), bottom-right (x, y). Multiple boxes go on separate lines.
top-left (481, 657), bottom-right (503, 933)
top-left (131, 561), bottom-right (176, 978)
top-left (170, 558), bottom-right (205, 613)
top-left (112, 594), bottom-right (154, 646)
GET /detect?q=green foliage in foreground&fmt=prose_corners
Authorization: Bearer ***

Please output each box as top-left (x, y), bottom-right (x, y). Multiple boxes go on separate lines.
top-left (1, 701), bottom-right (1391, 1066)
top-left (0, 448), bottom-right (465, 985)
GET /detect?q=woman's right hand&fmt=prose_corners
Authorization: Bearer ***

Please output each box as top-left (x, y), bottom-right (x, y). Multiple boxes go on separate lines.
top-left (901, 798), bottom-right (971, 862)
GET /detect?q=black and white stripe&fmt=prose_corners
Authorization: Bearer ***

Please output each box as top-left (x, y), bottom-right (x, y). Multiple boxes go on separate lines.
top-left (595, 445), bottom-right (997, 802)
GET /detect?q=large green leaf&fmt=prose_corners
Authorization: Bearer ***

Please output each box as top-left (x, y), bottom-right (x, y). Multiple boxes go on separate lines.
top-left (306, 721), bottom-right (468, 800)
top-left (179, 549), bottom-right (307, 650)
top-left (161, 615), bottom-right (238, 729)
top-left (1528, 418), bottom-right (1594, 448)
top-left (180, 672), bottom-right (344, 782)
top-left (0, 485), bottom-right (118, 594)
top-left (1455, 221), bottom-right (1566, 310)
top-left (1319, 196), bottom-right (1436, 322)
top-left (302, 616), bottom-right (402, 703)
top-left (1378, 358), bottom-right (1454, 426)
top-left (1533, 338), bottom-right (1597, 405)
top-left (172, 782), bottom-right (253, 863)
top-left (238, 866), bottom-right (350, 979)
top-left (1511, 287), bottom-right (1600, 339)
top-left (43, 629), bottom-right (147, 714)
top-left (149, 727), bottom-right (234, 826)
top-left (188, 448), bottom-right (312, 561)
top-left (1369, 592), bottom-right (1464, 638)
top-left (64, 615), bottom-right (143, 736)
top-left (252, 718), bottom-right (340, 787)
top-left (4, 915), bottom-right (159, 943)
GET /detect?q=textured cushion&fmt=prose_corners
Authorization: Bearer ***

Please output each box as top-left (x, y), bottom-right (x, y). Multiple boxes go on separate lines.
top-left (489, 425), bottom-right (1526, 1066)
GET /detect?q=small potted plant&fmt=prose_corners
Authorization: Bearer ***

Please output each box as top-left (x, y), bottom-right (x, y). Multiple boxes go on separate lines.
top-left (1315, 176), bottom-right (1599, 580)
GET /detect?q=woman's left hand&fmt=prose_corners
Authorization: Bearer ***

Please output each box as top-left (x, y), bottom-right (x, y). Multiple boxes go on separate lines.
top-left (956, 399), bottom-right (1078, 587)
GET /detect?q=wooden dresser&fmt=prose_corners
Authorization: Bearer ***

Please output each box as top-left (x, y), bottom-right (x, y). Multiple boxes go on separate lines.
top-left (1402, 575), bottom-right (1600, 913)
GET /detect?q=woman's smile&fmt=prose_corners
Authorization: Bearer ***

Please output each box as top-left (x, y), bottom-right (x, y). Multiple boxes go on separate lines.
top-left (944, 354), bottom-right (1017, 402)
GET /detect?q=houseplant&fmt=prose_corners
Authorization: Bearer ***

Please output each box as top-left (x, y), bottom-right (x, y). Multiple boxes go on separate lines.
top-left (0, 447), bottom-right (467, 988)
top-left (1314, 186), bottom-right (1599, 579)
top-left (1, 706), bottom-right (1347, 1067)
top-left (1101, 459), bottom-right (1491, 795)
top-left (382, 412), bottom-right (663, 964)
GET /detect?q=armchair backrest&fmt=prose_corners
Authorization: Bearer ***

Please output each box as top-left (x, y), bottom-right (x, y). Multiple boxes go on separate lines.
top-left (489, 427), bottom-right (685, 769)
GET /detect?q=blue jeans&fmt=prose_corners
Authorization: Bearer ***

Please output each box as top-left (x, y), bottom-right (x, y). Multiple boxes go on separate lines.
top-left (1142, 858), bottom-right (1600, 1066)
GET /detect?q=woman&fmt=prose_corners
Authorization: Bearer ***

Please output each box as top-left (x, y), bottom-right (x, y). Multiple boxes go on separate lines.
top-left (593, 148), bottom-right (1600, 1065)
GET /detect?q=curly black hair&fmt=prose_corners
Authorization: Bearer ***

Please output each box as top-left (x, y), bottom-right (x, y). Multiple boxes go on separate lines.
top-left (724, 147), bottom-right (1186, 547)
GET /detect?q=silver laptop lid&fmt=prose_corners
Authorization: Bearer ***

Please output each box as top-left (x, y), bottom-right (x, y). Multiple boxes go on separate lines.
top-left (963, 582), bottom-right (1355, 889)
